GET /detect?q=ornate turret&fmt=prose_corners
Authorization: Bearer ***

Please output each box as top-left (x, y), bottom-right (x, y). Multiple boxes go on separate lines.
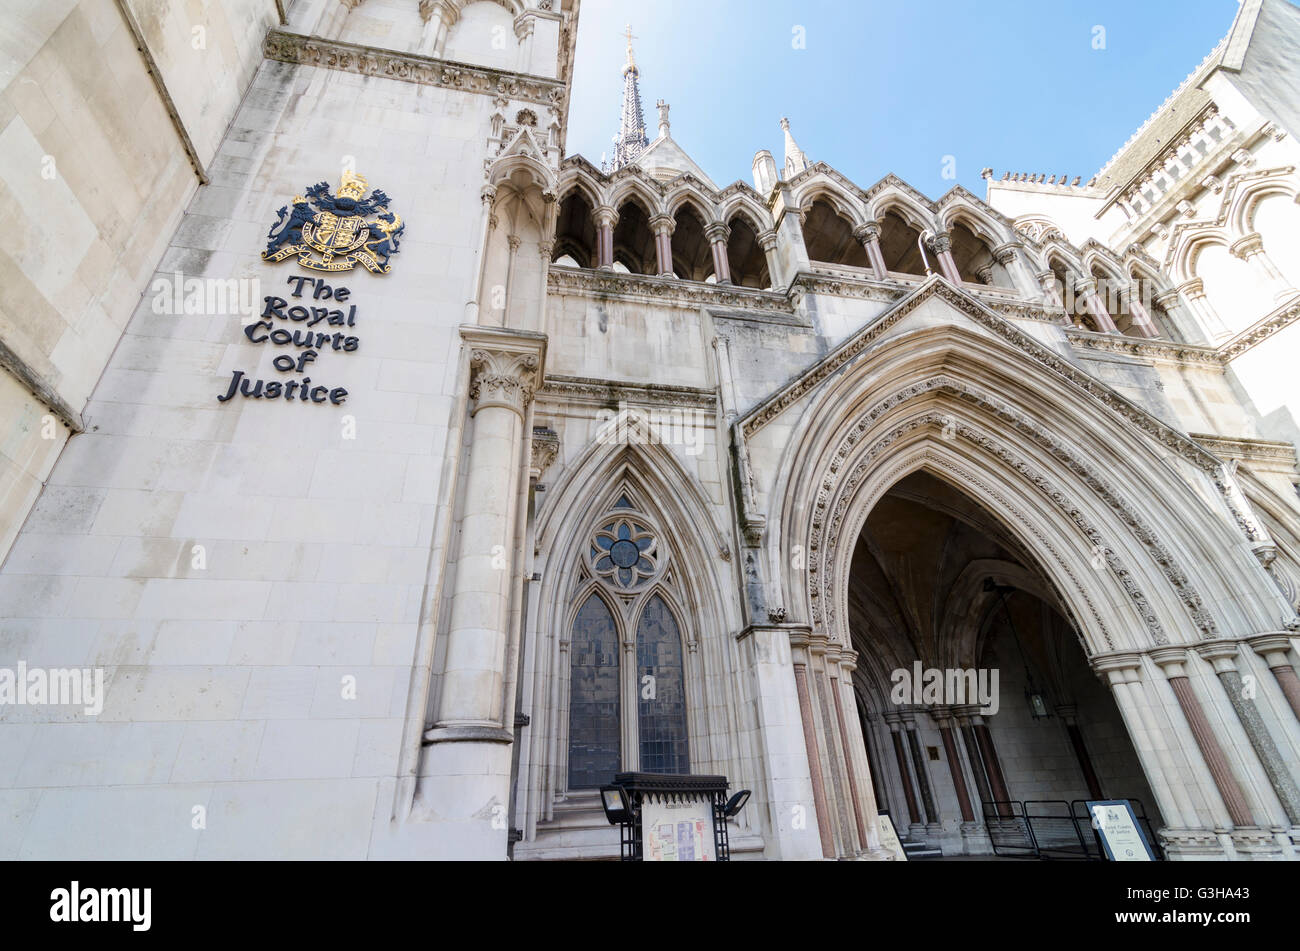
top-left (610, 24), bottom-right (649, 171)
top-left (781, 117), bottom-right (809, 178)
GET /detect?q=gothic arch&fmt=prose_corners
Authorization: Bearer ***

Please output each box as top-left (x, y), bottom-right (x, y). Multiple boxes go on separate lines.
top-left (1225, 171), bottom-right (1299, 237)
top-left (1171, 226), bottom-right (1230, 285)
top-left (868, 192), bottom-right (935, 235)
top-left (719, 193), bottom-right (772, 235)
top-left (520, 418), bottom-right (748, 835)
top-left (940, 202), bottom-right (1008, 249)
top-left (606, 175), bottom-right (664, 220)
top-left (556, 167), bottom-right (604, 214)
top-left (795, 180), bottom-right (867, 229)
top-left (665, 186), bottom-right (720, 229)
top-left (763, 321), bottom-right (1285, 659)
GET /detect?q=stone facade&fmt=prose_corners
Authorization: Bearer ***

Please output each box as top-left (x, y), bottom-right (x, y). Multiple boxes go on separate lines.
top-left (2, 0), bottom-right (1299, 861)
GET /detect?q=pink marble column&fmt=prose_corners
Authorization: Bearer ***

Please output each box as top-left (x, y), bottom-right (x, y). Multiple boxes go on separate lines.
top-left (886, 718), bottom-right (922, 827)
top-left (594, 206), bottom-right (616, 269)
top-left (706, 222), bottom-right (732, 284)
top-left (1152, 648), bottom-right (1254, 827)
top-left (930, 232), bottom-right (962, 284)
top-left (1076, 278), bottom-right (1119, 333)
top-left (1125, 283), bottom-right (1161, 338)
top-left (648, 215), bottom-right (674, 277)
top-left (1249, 634), bottom-right (1300, 723)
top-left (829, 664), bottom-right (869, 848)
top-left (791, 640), bottom-right (834, 858)
top-left (936, 713), bottom-right (975, 823)
top-left (854, 221), bottom-right (889, 280)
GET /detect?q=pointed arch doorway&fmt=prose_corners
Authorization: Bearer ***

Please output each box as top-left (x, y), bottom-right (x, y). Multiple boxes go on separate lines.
top-left (847, 469), bottom-right (1160, 856)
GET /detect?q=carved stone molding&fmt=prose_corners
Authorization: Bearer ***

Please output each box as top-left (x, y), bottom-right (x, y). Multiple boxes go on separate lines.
top-left (263, 29), bottom-right (567, 111)
top-left (547, 265), bottom-right (792, 314)
top-left (802, 377), bottom-right (1229, 647)
top-left (460, 326), bottom-right (546, 418)
top-left (538, 374), bottom-right (716, 409)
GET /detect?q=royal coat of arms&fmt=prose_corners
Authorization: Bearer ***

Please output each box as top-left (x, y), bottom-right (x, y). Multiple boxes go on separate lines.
top-left (262, 171), bottom-right (404, 274)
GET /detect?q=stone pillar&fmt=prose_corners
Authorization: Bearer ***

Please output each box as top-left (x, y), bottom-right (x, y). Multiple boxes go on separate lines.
top-left (971, 714), bottom-right (1012, 817)
top-left (768, 183), bottom-right (811, 287)
top-left (790, 632), bottom-right (835, 858)
top-left (1176, 278), bottom-right (1231, 340)
top-left (321, 0), bottom-right (362, 39)
top-left (993, 241), bottom-right (1035, 297)
top-left (734, 624), bottom-right (824, 860)
top-left (1056, 704), bottom-right (1104, 799)
top-left (902, 712), bottom-right (940, 832)
top-left (828, 649), bottom-right (872, 849)
top-left (1247, 633), bottom-right (1300, 723)
top-left (757, 230), bottom-right (780, 289)
top-left (956, 711), bottom-right (992, 813)
top-left (1124, 282), bottom-right (1161, 338)
top-left (706, 222), bottom-right (732, 284)
top-left (810, 639), bottom-right (854, 853)
top-left (1150, 648), bottom-right (1255, 828)
top-left (1094, 654), bottom-right (1200, 832)
top-left (853, 221), bottom-right (889, 281)
top-left (513, 13), bottom-right (536, 73)
top-left (429, 330), bottom-right (544, 734)
top-left (417, 0), bottom-right (452, 56)
top-left (1194, 641), bottom-right (1300, 825)
top-left (884, 713), bottom-right (922, 831)
top-left (463, 184), bottom-right (496, 324)
top-left (1231, 232), bottom-right (1298, 305)
top-left (1037, 269), bottom-right (1072, 326)
top-left (934, 709), bottom-right (975, 823)
top-left (1075, 278), bottom-right (1119, 333)
top-left (593, 206), bottom-right (616, 270)
top-left (419, 327), bottom-right (544, 859)
top-left (650, 214), bottom-right (674, 277)
top-left (929, 232), bottom-right (962, 284)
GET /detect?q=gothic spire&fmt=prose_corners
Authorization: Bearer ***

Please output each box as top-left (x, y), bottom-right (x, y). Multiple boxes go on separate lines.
top-left (781, 117), bottom-right (809, 177)
top-left (610, 24), bottom-right (649, 171)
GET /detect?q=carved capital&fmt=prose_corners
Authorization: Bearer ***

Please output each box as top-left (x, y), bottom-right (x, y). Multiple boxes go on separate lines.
top-left (928, 231), bottom-right (952, 255)
top-left (1230, 232), bottom-right (1264, 261)
top-left (529, 425), bottom-right (560, 480)
top-left (461, 328), bottom-right (547, 419)
top-left (853, 221), bottom-right (881, 244)
top-left (705, 221), bottom-right (731, 244)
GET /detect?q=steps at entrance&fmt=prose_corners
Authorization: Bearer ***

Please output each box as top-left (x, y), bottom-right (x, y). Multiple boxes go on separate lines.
top-left (900, 838), bottom-right (943, 860)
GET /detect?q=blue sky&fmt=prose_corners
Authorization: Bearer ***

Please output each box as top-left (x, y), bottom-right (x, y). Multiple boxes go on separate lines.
top-left (566, 0), bottom-right (1249, 198)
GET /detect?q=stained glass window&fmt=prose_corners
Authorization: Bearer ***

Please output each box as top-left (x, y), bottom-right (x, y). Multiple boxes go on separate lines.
top-left (568, 594), bottom-right (621, 788)
top-left (635, 594), bottom-right (690, 774)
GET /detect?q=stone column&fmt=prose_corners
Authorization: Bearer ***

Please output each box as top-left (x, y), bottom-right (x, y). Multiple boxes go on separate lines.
top-left (884, 713), bottom-right (922, 832)
top-left (790, 632), bottom-right (835, 857)
top-left (971, 714), bottom-right (1013, 817)
top-left (734, 623), bottom-right (824, 860)
top-left (649, 214), bottom-right (674, 277)
top-left (1247, 633), bottom-right (1300, 722)
top-left (810, 639), bottom-right (854, 853)
top-left (1194, 641), bottom-right (1300, 825)
top-left (853, 221), bottom-right (889, 280)
top-left (429, 330), bottom-right (545, 736)
top-left (321, 0), bottom-right (362, 40)
top-left (993, 241), bottom-right (1035, 297)
top-left (955, 710), bottom-right (992, 813)
top-left (933, 708), bottom-right (975, 823)
top-left (902, 712), bottom-right (940, 832)
top-left (1150, 648), bottom-right (1255, 828)
top-left (1037, 269), bottom-right (1072, 326)
top-left (594, 205), bottom-right (617, 270)
top-left (1056, 703), bottom-right (1104, 799)
top-left (1231, 233), bottom-right (1298, 305)
top-left (417, 0), bottom-right (452, 56)
top-left (513, 14), bottom-right (536, 73)
top-left (757, 230), bottom-right (780, 289)
top-left (828, 650), bottom-right (871, 849)
top-left (706, 222), bottom-right (732, 284)
top-left (1124, 282), bottom-right (1161, 338)
top-left (929, 232), bottom-right (962, 284)
top-left (1075, 278), bottom-right (1119, 333)
top-left (1176, 278), bottom-right (1231, 340)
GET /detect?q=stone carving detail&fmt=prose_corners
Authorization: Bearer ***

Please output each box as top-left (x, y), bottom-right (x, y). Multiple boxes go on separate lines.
top-left (802, 377), bottom-right (1225, 646)
top-left (530, 426), bottom-right (560, 479)
top-left (469, 348), bottom-right (541, 414)
top-left (548, 266), bottom-right (791, 314)
top-left (263, 29), bottom-right (567, 111)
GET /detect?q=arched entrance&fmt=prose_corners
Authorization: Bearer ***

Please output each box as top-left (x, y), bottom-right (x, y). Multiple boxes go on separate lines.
top-left (847, 469), bottom-right (1160, 856)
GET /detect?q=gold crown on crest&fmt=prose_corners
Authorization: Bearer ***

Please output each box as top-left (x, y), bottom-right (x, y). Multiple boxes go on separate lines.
top-left (338, 170), bottom-right (368, 199)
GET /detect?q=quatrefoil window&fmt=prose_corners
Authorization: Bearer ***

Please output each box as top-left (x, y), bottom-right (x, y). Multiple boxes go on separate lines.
top-left (590, 519), bottom-right (658, 588)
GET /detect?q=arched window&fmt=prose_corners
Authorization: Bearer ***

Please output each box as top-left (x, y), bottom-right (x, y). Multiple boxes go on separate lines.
top-left (636, 595), bottom-right (689, 774)
top-left (568, 594), bottom-right (621, 789)
top-left (565, 498), bottom-right (692, 788)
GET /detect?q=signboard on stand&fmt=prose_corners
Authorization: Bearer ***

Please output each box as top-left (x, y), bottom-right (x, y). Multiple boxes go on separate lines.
top-left (1086, 799), bottom-right (1157, 861)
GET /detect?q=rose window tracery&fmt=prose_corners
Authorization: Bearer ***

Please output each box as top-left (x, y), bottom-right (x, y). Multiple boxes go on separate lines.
top-left (590, 518), bottom-right (657, 588)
